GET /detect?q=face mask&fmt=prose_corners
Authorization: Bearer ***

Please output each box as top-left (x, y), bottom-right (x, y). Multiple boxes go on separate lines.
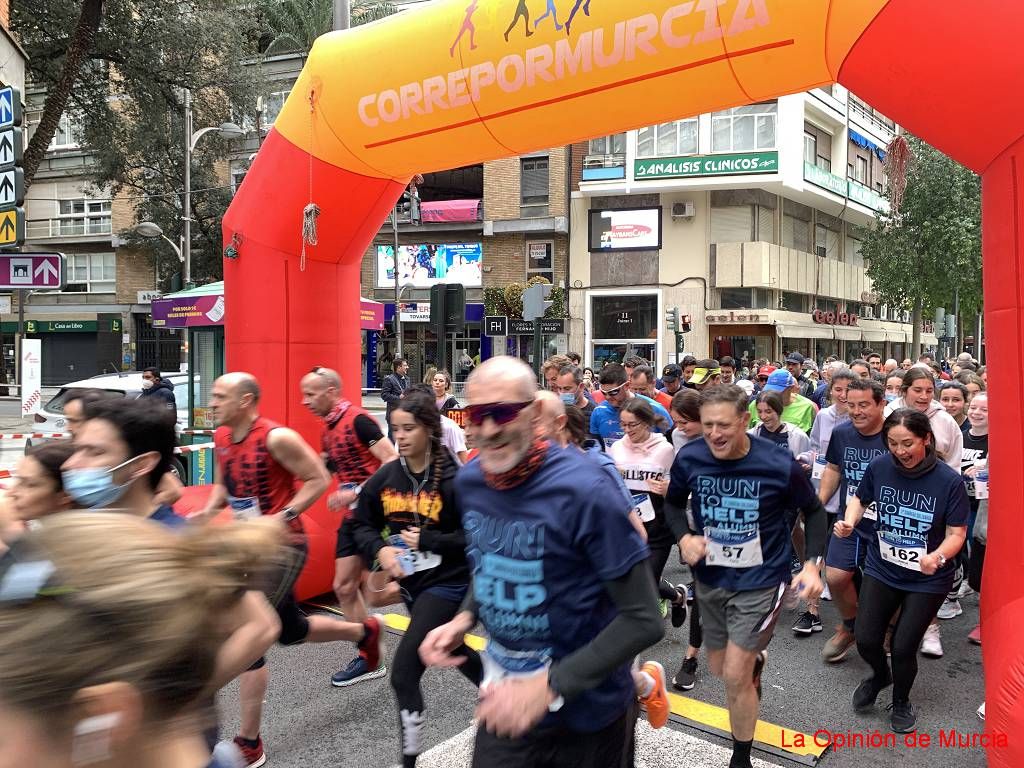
top-left (62, 456), bottom-right (141, 509)
top-left (141, 379), bottom-right (154, 390)
top-left (884, 393), bottom-right (898, 403)
top-left (559, 393), bottom-right (576, 406)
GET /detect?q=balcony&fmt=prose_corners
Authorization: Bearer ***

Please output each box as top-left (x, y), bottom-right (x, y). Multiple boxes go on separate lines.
top-left (582, 153), bottom-right (626, 181)
top-left (27, 216), bottom-right (113, 241)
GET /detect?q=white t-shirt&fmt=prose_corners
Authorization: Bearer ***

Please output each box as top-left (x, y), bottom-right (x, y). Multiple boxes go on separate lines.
top-left (441, 415), bottom-right (467, 464)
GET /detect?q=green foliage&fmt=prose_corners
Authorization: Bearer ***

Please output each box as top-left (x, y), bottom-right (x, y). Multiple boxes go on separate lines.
top-left (861, 135), bottom-right (982, 320)
top-left (258, 0), bottom-right (397, 56)
top-left (484, 277), bottom-right (564, 319)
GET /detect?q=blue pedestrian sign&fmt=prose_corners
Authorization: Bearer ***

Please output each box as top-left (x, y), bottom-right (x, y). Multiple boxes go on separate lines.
top-left (0, 87), bottom-right (21, 129)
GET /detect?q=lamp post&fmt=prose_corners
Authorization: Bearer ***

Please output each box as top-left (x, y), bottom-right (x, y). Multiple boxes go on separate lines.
top-left (182, 88), bottom-right (245, 287)
top-left (134, 222), bottom-right (184, 289)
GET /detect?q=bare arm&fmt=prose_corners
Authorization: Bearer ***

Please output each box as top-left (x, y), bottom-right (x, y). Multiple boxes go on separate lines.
top-left (267, 428), bottom-right (330, 514)
top-left (818, 464), bottom-right (840, 505)
top-left (369, 437), bottom-right (398, 465)
top-left (154, 471), bottom-right (183, 507)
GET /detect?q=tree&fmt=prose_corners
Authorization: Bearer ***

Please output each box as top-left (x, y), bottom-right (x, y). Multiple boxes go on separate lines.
top-left (861, 135), bottom-right (981, 355)
top-left (259, 0), bottom-right (397, 57)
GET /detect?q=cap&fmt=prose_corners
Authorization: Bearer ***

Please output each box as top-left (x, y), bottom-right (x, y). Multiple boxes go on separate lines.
top-left (687, 366), bottom-right (721, 385)
top-left (757, 365), bottom-right (776, 379)
top-left (764, 370), bottom-right (797, 392)
top-left (661, 364), bottom-right (682, 382)
top-left (785, 352), bottom-right (805, 365)
top-left (803, 360), bottom-right (819, 372)
top-left (956, 352), bottom-right (974, 363)
top-left (735, 379), bottom-right (755, 396)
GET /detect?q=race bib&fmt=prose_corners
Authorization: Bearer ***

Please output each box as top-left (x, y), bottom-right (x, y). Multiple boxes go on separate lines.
top-left (703, 525), bottom-right (763, 568)
top-left (878, 531), bottom-right (926, 572)
top-left (812, 455), bottom-right (827, 480)
top-left (480, 642), bottom-right (550, 689)
top-left (387, 534), bottom-right (441, 574)
top-left (861, 500), bottom-right (878, 521)
top-left (228, 495), bottom-right (262, 520)
top-left (632, 493), bottom-right (656, 523)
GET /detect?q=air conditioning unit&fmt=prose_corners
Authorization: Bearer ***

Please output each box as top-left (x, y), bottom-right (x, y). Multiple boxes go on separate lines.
top-left (861, 306), bottom-right (875, 319)
top-left (671, 201), bottom-right (696, 219)
top-left (815, 246), bottom-right (827, 258)
top-left (879, 305), bottom-right (889, 320)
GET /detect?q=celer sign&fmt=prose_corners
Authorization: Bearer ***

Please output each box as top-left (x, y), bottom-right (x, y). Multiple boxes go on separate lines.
top-left (812, 309), bottom-right (859, 326)
top-left (635, 151), bottom-right (778, 180)
top-left (705, 311), bottom-right (766, 323)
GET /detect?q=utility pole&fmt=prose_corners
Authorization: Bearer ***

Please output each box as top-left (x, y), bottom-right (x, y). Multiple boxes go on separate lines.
top-left (334, 0), bottom-right (350, 30)
top-left (391, 208), bottom-right (402, 358)
top-left (182, 88), bottom-right (192, 287)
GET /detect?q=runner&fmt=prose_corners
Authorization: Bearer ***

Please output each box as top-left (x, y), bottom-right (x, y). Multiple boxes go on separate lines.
top-left (964, 393), bottom-right (989, 645)
top-left (193, 373), bottom-right (383, 768)
top-left (687, 359), bottom-right (723, 392)
top-left (938, 381), bottom-right (969, 432)
top-left (819, 379), bottom-right (888, 663)
top-left (348, 389), bottom-right (482, 767)
top-left (299, 366), bottom-right (399, 685)
top-left (0, 512), bottom-right (282, 768)
top-left (553, 363), bottom-right (598, 429)
top-left (420, 356), bottom-right (663, 766)
top-left (430, 369), bottom-right (461, 412)
top-left (835, 408), bottom-right (968, 733)
top-left (407, 383), bottom-right (470, 465)
top-left (750, 391), bottom-right (811, 457)
top-left (747, 369), bottom-right (817, 434)
top-left (883, 370), bottom-right (905, 403)
top-left (665, 385), bottom-right (828, 768)
top-left (0, 442), bottom-right (74, 544)
top-left (719, 356), bottom-right (737, 385)
top-left (885, 367), bottom-right (963, 473)
top-left (630, 364), bottom-right (674, 411)
top-left (659, 363), bottom-right (684, 398)
top-left (590, 363), bottom-right (672, 449)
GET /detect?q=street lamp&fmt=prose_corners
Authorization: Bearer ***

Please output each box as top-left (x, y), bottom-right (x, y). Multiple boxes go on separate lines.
top-left (133, 221), bottom-right (184, 262)
top-left (182, 87), bottom-right (246, 287)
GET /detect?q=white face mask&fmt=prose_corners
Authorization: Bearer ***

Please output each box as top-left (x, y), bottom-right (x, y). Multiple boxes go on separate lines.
top-left (141, 379), bottom-right (154, 390)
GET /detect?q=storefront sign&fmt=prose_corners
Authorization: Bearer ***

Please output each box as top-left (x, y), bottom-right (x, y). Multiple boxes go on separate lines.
top-left (803, 162), bottom-right (847, 196)
top-left (399, 302), bottom-right (431, 323)
top-left (152, 294), bottom-right (225, 328)
top-left (137, 290), bottom-right (162, 303)
top-left (23, 320), bottom-right (99, 333)
top-left (634, 151), bottom-right (779, 180)
top-left (360, 299), bottom-right (384, 331)
top-left (811, 309), bottom-right (859, 326)
top-left (848, 180), bottom-right (890, 212)
top-left (705, 311), bottom-right (766, 323)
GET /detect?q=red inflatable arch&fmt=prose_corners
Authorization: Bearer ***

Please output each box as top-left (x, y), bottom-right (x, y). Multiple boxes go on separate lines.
top-left (223, 2), bottom-right (1023, 757)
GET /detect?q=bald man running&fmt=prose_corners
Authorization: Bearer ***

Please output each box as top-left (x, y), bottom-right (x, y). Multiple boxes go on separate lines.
top-left (194, 372), bottom-right (384, 768)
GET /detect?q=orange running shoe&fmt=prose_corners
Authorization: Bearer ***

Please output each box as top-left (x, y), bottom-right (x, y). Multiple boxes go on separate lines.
top-left (640, 661), bottom-right (670, 729)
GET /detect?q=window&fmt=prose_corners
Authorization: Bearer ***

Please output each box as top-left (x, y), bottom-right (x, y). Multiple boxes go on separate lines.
top-left (49, 112), bottom-right (85, 149)
top-left (711, 102), bottom-right (777, 152)
top-left (57, 198), bottom-right (112, 236)
top-left (637, 118), bottom-right (698, 158)
top-left (815, 297), bottom-right (840, 314)
top-left (260, 90), bottom-right (290, 126)
top-left (520, 156), bottom-right (549, 212)
top-left (591, 294), bottom-right (658, 340)
top-left (782, 199), bottom-right (812, 253)
top-left (720, 288), bottom-right (754, 309)
top-left (815, 213), bottom-right (841, 260)
top-left (589, 134), bottom-right (625, 155)
top-left (230, 161), bottom-right (248, 195)
top-left (803, 123), bottom-right (832, 170)
top-left (845, 228), bottom-right (865, 267)
top-left (855, 156), bottom-right (869, 185)
top-left (711, 205), bottom-right (753, 243)
top-left (65, 253), bottom-right (116, 293)
top-left (526, 241), bottom-right (554, 283)
top-left (781, 292), bottom-right (806, 312)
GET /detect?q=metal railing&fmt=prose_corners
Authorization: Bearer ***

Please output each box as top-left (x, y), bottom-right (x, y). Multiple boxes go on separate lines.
top-left (26, 217), bottom-right (112, 239)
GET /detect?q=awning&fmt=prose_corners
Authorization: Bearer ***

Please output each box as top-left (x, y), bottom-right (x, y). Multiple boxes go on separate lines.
top-left (850, 129), bottom-right (887, 162)
top-left (152, 281), bottom-right (224, 328)
top-left (834, 327), bottom-right (862, 341)
top-left (886, 330), bottom-right (907, 343)
top-left (776, 324), bottom-right (834, 340)
top-left (860, 329), bottom-right (887, 342)
top-left (420, 199), bottom-right (482, 223)
top-left (921, 333), bottom-right (939, 346)
top-left (360, 298), bottom-right (384, 331)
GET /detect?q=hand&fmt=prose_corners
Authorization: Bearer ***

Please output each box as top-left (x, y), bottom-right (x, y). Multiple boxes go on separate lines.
top-left (647, 477), bottom-right (668, 496)
top-left (679, 534), bottom-right (708, 566)
top-left (419, 612), bottom-right (475, 668)
top-left (475, 670), bottom-right (554, 738)
top-left (799, 461), bottom-right (811, 474)
top-left (790, 562), bottom-right (823, 602)
top-left (400, 526), bottom-right (421, 549)
top-left (328, 488), bottom-right (358, 512)
top-left (964, 466), bottom-right (982, 479)
top-left (833, 519), bottom-right (854, 538)
top-left (377, 546), bottom-right (407, 580)
top-left (919, 553), bottom-right (940, 576)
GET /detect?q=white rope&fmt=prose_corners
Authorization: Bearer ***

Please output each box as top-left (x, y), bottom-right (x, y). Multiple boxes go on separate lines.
top-left (300, 88), bottom-right (318, 272)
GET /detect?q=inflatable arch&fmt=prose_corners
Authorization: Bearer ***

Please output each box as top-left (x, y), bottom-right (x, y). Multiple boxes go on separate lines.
top-left (223, 1), bottom-right (1024, 757)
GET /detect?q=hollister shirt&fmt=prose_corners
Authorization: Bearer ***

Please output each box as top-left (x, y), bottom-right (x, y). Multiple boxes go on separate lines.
top-left (825, 423), bottom-right (887, 537)
top-left (856, 455), bottom-right (970, 594)
top-left (666, 435), bottom-right (817, 592)
top-left (456, 444), bottom-right (648, 733)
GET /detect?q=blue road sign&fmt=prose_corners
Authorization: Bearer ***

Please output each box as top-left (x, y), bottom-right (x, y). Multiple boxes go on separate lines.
top-left (0, 87), bottom-right (22, 130)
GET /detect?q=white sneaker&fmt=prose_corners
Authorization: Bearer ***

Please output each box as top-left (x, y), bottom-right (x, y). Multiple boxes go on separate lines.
top-left (937, 599), bottom-right (963, 620)
top-left (958, 582), bottom-right (975, 599)
top-left (977, 702), bottom-right (986, 721)
top-left (920, 623), bottom-right (944, 658)
top-left (821, 583), bottom-right (832, 601)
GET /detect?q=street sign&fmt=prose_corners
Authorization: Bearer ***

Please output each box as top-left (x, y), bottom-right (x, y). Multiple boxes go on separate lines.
top-left (0, 208), bottom-right (24, 245)
top-left (0, 252), bottom-right (65, 290)
top-left (507, 318), bottom-right (566, 335)
top-left (0, 129), bottom-right (22, 169)
top-left (539, 319), bottom-right (565, 335)
top-left (0, 168), bottom-right (24, 207)
top-left (0, 87), bottom-right (22, 129)
top-left (483, 315), bottom-right (508, 336)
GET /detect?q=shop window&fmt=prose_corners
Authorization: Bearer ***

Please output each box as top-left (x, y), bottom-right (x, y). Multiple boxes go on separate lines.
top-left (526, 241), bottom-right (554, 284)
top-left (591, 294), bottom-right (657, 340)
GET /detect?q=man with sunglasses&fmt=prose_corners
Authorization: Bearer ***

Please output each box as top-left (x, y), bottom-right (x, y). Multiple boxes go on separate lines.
top-left (590, 363), bottom-right (672, 450)
top-left (300, 366), bottom-right (399, 687)
top-left (420, 356), bottom-right (663, 766)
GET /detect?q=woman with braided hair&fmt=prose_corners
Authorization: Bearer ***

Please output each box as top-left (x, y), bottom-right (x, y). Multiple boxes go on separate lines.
top-left (349, 388), bottom-right (481, 768)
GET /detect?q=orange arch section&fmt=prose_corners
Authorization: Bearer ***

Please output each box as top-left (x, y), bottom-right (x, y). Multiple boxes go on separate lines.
top-left (224, 4), bottom-right (1024, 759)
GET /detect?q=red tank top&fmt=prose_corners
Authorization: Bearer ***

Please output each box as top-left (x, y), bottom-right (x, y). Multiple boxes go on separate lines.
top-left (215, 417), bottom-right (298, 529)
top-left (321, 403), bottom-right (382, 486)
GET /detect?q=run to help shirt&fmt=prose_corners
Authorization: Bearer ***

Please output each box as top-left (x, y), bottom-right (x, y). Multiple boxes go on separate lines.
top-left (666, 435), bottom-right (817, 591)
top-left (825, 423), bottom-right (887, 536)
top-left (589, 394), bottom-right (672, 450)
top-left (856, 455), bottom-right (970, 594)
top-left (456, 444), bottom-right (648, 733)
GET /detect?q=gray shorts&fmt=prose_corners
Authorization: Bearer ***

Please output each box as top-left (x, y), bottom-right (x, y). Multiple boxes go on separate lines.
top-left (696, 581), bottom-right (786, 652)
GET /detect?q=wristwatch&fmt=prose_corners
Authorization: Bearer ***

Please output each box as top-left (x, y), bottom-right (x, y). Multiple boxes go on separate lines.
top-left (935, 552), bottom-right (947, 568)
top-left (281, 506), bottom-right (300, 522)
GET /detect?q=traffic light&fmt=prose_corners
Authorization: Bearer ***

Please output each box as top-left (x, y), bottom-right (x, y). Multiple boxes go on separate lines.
top-left (523, 283), bottom-right (553, 321)
top-left (945, 313), bottom-right (956, 340)
top-left (680, 313), bottom-right (692, 334)
top-left (398, 191), bottom-right (422, 225)
top-left (666, 306), bottom-right (680, 332)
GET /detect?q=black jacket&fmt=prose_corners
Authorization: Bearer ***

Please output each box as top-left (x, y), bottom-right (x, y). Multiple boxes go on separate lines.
top-left (140, 378), bottom-right (176, 410)
top-left (381, 372), bottom-right (408, 413)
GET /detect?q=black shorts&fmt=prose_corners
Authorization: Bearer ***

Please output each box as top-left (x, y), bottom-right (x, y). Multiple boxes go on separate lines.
top-left (335, 515), bottom-right (361, 559)
top-left (249, 541), bottom-right (309, 670)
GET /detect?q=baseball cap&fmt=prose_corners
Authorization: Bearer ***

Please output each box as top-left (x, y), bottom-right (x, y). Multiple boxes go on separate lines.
top-left (735, 379), bottom-right (755, 396)
top-left (785, 352), bottom-right (805, 365)
top-left (757, 365), bottom-right (776, 379)
top-left (661, 364), bottom-right (682, 382)
top-left (688, 366), bottom-right (721, 385)
top-left (803, 360), bottom-right (819, 373)
top-left (764, 370), bottom-right (797, 392)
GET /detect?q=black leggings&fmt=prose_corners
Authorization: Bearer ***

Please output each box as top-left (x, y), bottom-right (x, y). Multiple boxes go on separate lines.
top-left (391, 591), bottom-right (483, 766)
top-left (855, 575), bottom-right (946, 703)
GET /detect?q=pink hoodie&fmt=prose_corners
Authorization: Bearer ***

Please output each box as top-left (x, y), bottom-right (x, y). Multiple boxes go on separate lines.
top-left (609, 433), bottom-right (675, 493)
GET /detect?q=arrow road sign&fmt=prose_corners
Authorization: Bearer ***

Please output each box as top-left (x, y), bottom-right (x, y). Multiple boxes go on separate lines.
top-left (0, 87), bottom-right (22, 130)
top-left (0, 253), bottom-right (65, 290)
top-left (0, 168), bottom-right (23, 207)
top-left (0, 208), bottom-right (23, 246)
top-left (0, 129), bottom-right (22, 169)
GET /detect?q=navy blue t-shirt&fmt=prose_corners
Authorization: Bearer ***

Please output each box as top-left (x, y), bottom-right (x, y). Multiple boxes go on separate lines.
top-left (856, 455), bottom-right (970, 594)
top-left (666, 435), bottom-right (817, 591)
top-left (150, 504), bottom-right (187, 528)
top-left (825, 424), bottom-right (887, 537)
top-left (456, 444), bottom-right (648, 732)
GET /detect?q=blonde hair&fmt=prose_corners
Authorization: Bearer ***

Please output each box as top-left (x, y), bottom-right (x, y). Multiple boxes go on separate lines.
top-left (0, 513), bottom-right (282, 723)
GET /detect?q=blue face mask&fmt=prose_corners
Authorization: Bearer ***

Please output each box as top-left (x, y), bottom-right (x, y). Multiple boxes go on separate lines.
top-left (62, 456), bottom-right (141, 509)
top-left (559, 392), bottom-right (577, 406)
top-left (884, 392), bottom-right (898, 403)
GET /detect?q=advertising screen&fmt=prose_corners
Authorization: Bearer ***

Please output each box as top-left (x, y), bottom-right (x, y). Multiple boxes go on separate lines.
top-left (376, 243), bottom-right (482, 288)
top-left (588, 207), bottom-right (662, 251)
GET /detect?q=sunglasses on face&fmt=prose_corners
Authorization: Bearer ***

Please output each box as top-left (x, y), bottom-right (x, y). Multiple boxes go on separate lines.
top-left (465, 400), bottom-right (533, 426)
top-left (600, 384), bottom-right (626, 397)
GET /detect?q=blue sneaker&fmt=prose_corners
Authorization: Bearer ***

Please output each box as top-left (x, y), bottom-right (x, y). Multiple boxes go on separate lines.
top-left (331, 655), bottom-right (387, 687)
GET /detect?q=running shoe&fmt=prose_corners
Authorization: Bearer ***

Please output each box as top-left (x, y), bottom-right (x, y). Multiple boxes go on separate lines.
top-left (957, 582), bottom-right (975, 599)
top-left (792, 611), bottom-right (822, 635)
top-left (752, 650), bottom-right (767, 700)
top-left (331, 617), bottom-right (387, 687)
top-left (685, 583), bottom-right (695, 604)
top-left (822, 625), bottom-right (856, 663)
top-left (937, 599), bottom-right (963, 620)
top-left (977, 702), bottom-right (986, 721)
top-left (232, 736), bottom-right (267, 768)
top-left (821, 583), bottom-right (832, 601)
top-left (671, 586), bottom-right (687, 628)
top-left (968, 624), bottom-right (982, 645)
top-left (659, 598), bottom-right (670, 619)
top-left (639, 661), bottom-right (670, 729)
top-left (920, 623), bottom-right (944, 658)
top-left (888, 700), bottom-right (917, 733)
top-left (672, 656), bottom-right (698, 691)
top-left (790, 555), bottom-right (802, 574)
top-left (852, 673), bottom-right (892, 712)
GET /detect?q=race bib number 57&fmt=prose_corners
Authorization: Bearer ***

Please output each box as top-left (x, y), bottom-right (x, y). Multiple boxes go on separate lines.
top-left (703, 526), bottom-right (763, 568)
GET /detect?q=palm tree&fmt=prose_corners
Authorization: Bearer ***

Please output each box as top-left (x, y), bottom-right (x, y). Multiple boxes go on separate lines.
top-left (259, 0), bottom-right (397, 57)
